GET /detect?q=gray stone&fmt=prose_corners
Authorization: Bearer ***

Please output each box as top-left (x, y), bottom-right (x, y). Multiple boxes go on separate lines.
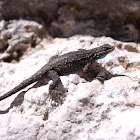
top-left (0, 0), bottom-right (140, 41)
top-left (0, 19), bottom-right (44, 61)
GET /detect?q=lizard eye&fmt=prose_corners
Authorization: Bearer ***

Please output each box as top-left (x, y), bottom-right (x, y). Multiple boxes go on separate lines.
top-left (102, 44), bottom-right (115, 51)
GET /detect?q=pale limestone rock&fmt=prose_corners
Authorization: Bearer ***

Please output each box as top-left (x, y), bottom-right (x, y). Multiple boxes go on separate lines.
top-left (0, 36), bottom-right (140, 140)
top-left (105, 76), bottom-right (133, 88)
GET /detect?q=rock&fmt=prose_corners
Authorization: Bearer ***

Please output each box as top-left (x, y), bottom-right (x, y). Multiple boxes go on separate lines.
top-left (104, 76), bottom-right (134, 88)
top-left (0, 36), bottom-right (140, 139)
top-left (0, 19), bottom-right (44, 62)
top-left (0, 1), bottom-right (140, 41)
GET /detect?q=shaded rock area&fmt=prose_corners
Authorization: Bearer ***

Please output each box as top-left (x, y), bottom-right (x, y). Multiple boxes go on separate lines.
top-left (0, 0), bottom-right (140, 42)
top-left (0, 36), bottom-right (140, 140)
top-left (0, 20), bottom-right (44, 62)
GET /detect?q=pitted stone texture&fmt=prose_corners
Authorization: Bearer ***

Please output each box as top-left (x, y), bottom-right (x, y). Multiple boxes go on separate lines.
top-left (0, 36), bottom-right (140, 140)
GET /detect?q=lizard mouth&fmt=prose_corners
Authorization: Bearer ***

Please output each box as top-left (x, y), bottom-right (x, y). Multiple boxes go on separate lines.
top-left (98, 44), bottom-right (115, 59)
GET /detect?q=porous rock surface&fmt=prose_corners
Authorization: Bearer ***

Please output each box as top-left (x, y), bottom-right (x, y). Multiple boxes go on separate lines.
top-left (0, 36), bottom-right (140, 140)
top-left (0, 19), bottom-right (44, 61)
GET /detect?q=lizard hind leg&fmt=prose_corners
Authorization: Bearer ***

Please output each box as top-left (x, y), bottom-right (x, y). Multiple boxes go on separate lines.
top-left (83, 62), bottom-right (92, 73)
top-left (48, 70), bottom-right (65, 104)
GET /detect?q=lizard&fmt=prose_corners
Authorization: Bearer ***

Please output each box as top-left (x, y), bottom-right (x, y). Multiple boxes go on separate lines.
top-left (0, 44), bottom-right (115, 102)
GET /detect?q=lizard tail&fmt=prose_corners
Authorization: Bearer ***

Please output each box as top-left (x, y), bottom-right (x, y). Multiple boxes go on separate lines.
top-left (0, 70), bottom-right (46, 101)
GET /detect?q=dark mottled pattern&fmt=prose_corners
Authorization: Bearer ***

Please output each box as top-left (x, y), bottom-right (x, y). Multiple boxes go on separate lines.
top-left (0, 44), bottom-right (115, 101)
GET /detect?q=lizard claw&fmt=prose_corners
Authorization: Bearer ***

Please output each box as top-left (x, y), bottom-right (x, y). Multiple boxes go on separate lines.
top-left (49, 89), bottom-right (66, 105)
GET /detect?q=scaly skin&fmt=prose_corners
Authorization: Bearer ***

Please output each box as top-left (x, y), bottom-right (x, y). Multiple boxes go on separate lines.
top-left (0, 44), bottom-right (115, 101)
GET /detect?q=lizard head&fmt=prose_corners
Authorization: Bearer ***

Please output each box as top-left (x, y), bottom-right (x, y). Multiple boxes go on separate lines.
top-left (95, 44), bottom-right (115, 59)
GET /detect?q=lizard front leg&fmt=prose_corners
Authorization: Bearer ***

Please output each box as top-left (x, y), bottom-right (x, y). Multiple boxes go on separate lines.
top-left (48, 70), bottom-right (64, 103)
top-left (83, 62), bottom-right (92, 73)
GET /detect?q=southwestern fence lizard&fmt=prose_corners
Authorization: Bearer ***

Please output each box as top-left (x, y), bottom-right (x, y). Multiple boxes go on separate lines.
top-left (0, 44), bottom-right (115, 102)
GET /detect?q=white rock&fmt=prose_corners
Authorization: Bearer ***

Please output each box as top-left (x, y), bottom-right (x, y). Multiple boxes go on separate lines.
top-left (0, 36), bottom-right (140, 140)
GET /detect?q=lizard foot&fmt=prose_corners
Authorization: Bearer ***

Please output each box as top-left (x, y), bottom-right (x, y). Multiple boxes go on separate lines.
top-left (49, 89), bottom-right (66, 105)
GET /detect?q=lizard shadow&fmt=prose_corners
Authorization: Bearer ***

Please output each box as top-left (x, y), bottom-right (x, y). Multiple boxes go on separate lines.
top-left (0, 62), bottom-right (126, 114)
top-left (0, 77), bottom-right (51, 114)
top-left (0, 91), bottom-right (26, 114)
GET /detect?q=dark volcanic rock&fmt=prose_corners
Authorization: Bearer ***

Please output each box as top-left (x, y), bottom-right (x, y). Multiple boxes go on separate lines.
top-left (0, 0), bottom-right (140, 42)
